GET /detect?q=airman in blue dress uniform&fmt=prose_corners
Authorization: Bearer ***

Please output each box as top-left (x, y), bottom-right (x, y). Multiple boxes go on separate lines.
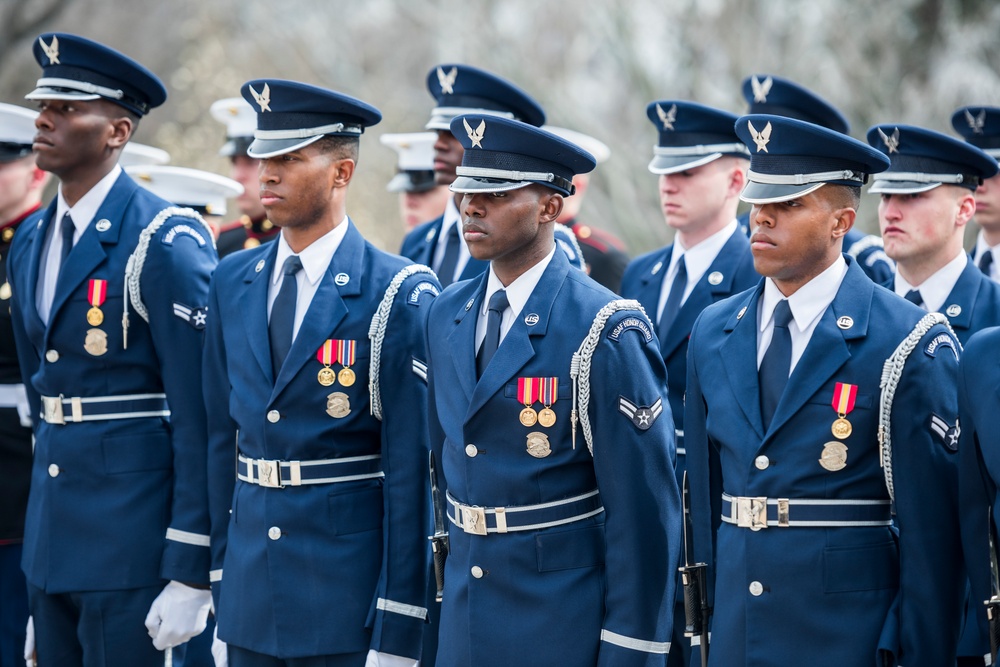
top-left (686, 114), bottom-right (965, 666)
top-left (867, 123), bottom-right (1000, 345)
top-left (398, 64), bottom-right (584, 286)
top-left (952, 106), bottom-right (1000, 284)
top-left (739, 74), bottom-right (895, 284)
top-left (203, 79), bottom-right (437, 667)
top-left (424, 114), bottom-right (680, 666)
top-left (621, 99), bottom-right (757, 667)
top-left (7, 33), bottom-right (217, 664)
top-left (867, 123), bottom-right (1000, 666)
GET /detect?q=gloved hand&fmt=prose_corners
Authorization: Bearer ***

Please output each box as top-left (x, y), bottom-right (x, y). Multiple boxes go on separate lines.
top-left (24, 616), bottom-right (35, 667)
top-left (364, 649), bottom-right (419, 667)
top-left (144, 581), bottom-right (212, 650)
top-left (211, 623), bottom-right (227, 667)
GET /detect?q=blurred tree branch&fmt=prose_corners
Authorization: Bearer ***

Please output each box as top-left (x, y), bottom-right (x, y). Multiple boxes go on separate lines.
top-left (0, 0), bottom-right (71, 63)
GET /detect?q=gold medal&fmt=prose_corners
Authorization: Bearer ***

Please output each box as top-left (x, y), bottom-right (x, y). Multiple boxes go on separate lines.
top-left (526, 431), bottom-right (552, 458)
top-left (819, 441), bottom-right (848, 471)
top-left (87, 306), bottom-right (104, 326)
top-left (326, 392), bottom-right (351, 418)
top-left (84, 328), bottom-right (108, 356)
top-left (831, 417), bottom-right (852, 440)
top-left (520, 407), bottom-right (538, 427)
top-left (538, 407), bottom-right (557, 428)
top-left (338, 367), bottom-right (356, 387)
top-left (317, 366), bottom-right (336, 386)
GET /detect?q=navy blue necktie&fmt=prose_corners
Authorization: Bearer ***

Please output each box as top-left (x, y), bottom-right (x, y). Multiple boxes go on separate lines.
top-left (759, 299), bottom-right (793, 430)
top-left (476, 290), bottom-right (509, 379)
top-left (269, 255), bottom-right (303, 378)
top-left (904, 289), bottom-right (923, 308)
top-left (658, 256), bottom-right (687, 336)
top-left (979, 251), bottom-right (994, 277)
top-left (58, 212), bottom-right (75, 276)
top-left (436, 224), bottom-right (461, 287)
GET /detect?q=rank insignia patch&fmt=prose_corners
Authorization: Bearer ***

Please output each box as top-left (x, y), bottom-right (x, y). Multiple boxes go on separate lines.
top-left (929, 414), bottom-right (960, 452)
top-left (173, 302), bottom-right (208, 329)
top-left (412, 357), bottom-right (428, 383)
top-left (619, 396), bottom-right (663, 430)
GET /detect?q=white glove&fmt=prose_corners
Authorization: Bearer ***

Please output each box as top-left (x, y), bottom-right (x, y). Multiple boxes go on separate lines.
top-left (24, 616), bottom-right (35, 667)
top-left (364, 649), bottom-right (419, 667)
top-left (144, 581), bottom-right (212, 650)
top-left (211, 624), bottom-right (227, 667)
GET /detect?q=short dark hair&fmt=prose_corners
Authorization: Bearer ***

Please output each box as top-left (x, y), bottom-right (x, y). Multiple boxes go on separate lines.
top-left (826, 184), bottom-right (861, 211)
top-left (314, 135), bottom-right (359, 163)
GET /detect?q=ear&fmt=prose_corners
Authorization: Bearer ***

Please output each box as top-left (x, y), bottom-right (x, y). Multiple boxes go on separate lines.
top-left (108, 117), bottom-right (133, 150)
top-left (330, 158), bottom-right (356, 188)
top-left (831, 206), bottom-right (856, 240)
top-left (538, 191), bottom-right (564, 224)
top-left (726, 160), bottom-right (747, 198)
top-left (956, 190), bottom-right (977, 228)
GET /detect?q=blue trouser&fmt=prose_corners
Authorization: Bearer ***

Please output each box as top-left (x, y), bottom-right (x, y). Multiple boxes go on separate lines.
top-left (28, 582), bottom-right (164, 667)
top-left (0, 544), bottom-right (28, 667)
top-left (229, 645), bottom-right (366, 667)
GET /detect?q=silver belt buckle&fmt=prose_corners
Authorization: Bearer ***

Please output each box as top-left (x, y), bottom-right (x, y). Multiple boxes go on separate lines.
top-left (461, 505), bottom-right (487, 535)
top-left (255, 459), bottom-right (283, 488)
top-left (42, 396), bottom-right (65, 425)
top-left (735, 496), bottom-right (768, 531)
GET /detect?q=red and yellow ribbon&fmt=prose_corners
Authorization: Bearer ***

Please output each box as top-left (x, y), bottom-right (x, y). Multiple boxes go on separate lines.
top-left (517, 377), bottom-right (540, 406)
top-left (87, 279), bottom-right (107, 307)
top-left (317, 339), bottom-right (357, 366)
top-left (831, 382), bottom-right (858, 417)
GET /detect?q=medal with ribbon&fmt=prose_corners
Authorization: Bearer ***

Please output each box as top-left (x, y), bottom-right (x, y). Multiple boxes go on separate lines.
top-left (830, 382), bottom-right (857, 440)
top-left (87, 279), bottom-right (107, 326)
top-left (517, 377), bottom-right (539, 427)
top-left (317, 340), bottom-right (337, 386)
top-left (336, 339), bottom-right (356, 387)
top-left (537, 377), bottom-right (558, 427)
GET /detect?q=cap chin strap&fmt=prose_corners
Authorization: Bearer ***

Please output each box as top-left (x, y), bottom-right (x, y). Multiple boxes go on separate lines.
top-left (254, 123), bottom-right (362, 140)
top-left (747, 168), bottom-right (865, 186)
top-left (456, 166), bottom-right (573, 193)
top-left (654, 142), bottom-right (749, 157)
top-left (873, 171), bottom-right (967, 185)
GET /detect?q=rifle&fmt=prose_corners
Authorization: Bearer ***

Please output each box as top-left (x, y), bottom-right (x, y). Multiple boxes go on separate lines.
top-left (428, 451), bottom-right (449, 602)
top-left (678, 471), bottom-right (710, 667)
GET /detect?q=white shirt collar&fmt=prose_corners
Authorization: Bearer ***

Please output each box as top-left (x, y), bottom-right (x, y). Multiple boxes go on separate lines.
top-left (974, 229), bottom-right (999, 267)
top-left (272, 216), bottom-right (350, 286)
top-left (893, 250), bottom-right (967, 313)
top-left (760, 254), bottom-right (847, 335)
top-left (665, 219), bottom-right (738, 292)
top-left (56, 164), bottom-right (122, 235)
top-left (482, 246), bottom-right (557, 320)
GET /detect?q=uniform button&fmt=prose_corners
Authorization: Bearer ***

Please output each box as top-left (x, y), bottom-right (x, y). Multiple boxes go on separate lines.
top-left (48, 464), bottom-right (59, 477)
top-left (268, 526), bottom-right (281, 540)
top-left (465, 444), bottom-right (478, 457)
top-left (749, 581), bottom-right (763, 596)
top-left (754, 455), bottom-right (770, 470)
top-left (45, 350), bottom-right (59, 363)
top-left (470, 566), bottom-right (484, 579)
top-left (267, 410), bottom-right (280, 423)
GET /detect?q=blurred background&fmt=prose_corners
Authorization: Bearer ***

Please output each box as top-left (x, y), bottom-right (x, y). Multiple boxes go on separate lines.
top-left (3, 0), bottom-right (999, 255)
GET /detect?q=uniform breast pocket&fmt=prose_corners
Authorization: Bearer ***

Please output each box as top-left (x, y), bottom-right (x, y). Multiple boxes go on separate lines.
top-left (536, 523), bottom-right (605, 573)
top-left (328, 484), bottom-right (384, 536)
top-left (102, 429), bottom-right (172, 474)
top-left (823, 540), bottom-right (899, 593)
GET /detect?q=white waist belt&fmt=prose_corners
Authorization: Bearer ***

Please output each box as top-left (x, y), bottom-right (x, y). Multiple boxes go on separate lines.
top-left (237, 452), bottom-right (383, 488)
top-left (447, 489), bottom-right (604, 536)
top-left (40, 393), bottom-right (169, 425)
top-left (721, 492), bottom-right (892, 530)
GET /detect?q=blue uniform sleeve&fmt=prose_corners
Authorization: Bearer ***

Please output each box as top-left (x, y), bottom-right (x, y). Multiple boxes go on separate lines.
top-left (880, 323), bottom-right (964, 666)
top-left (203, 273), bottom-right (236, 610)
top-left (958, 330), bottom-right (996, 658)
top-left (140, 218), bottom-right (217, 585)
top-left (589, 309), bottom-right (681, 666)
top-left (368, 272), bottom-right (440, 659)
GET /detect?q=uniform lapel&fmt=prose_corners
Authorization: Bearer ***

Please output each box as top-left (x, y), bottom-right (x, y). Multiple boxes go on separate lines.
top-left (241, 242), bottom-right (279, 382)
top-left (940, 256), bottom-right (978, 334)
top-left (272, 222), bottom-right (361, 395)
top-left (48, 175), bottom-right (131, 323)
top-left (414, 218), bottom-right (441, 266)
top-left (720, 285), bottom-right (765, 440)
top-left (21, 200), bottom-right (57, 339)
top-left (765, 262), bottom-right (870, 438)
top-left (635, 247), bottom-right (670, 333)
top-left (464, 252), bottom-right (567, 421)
top-left (447, 275), bottom-right (488, 403)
